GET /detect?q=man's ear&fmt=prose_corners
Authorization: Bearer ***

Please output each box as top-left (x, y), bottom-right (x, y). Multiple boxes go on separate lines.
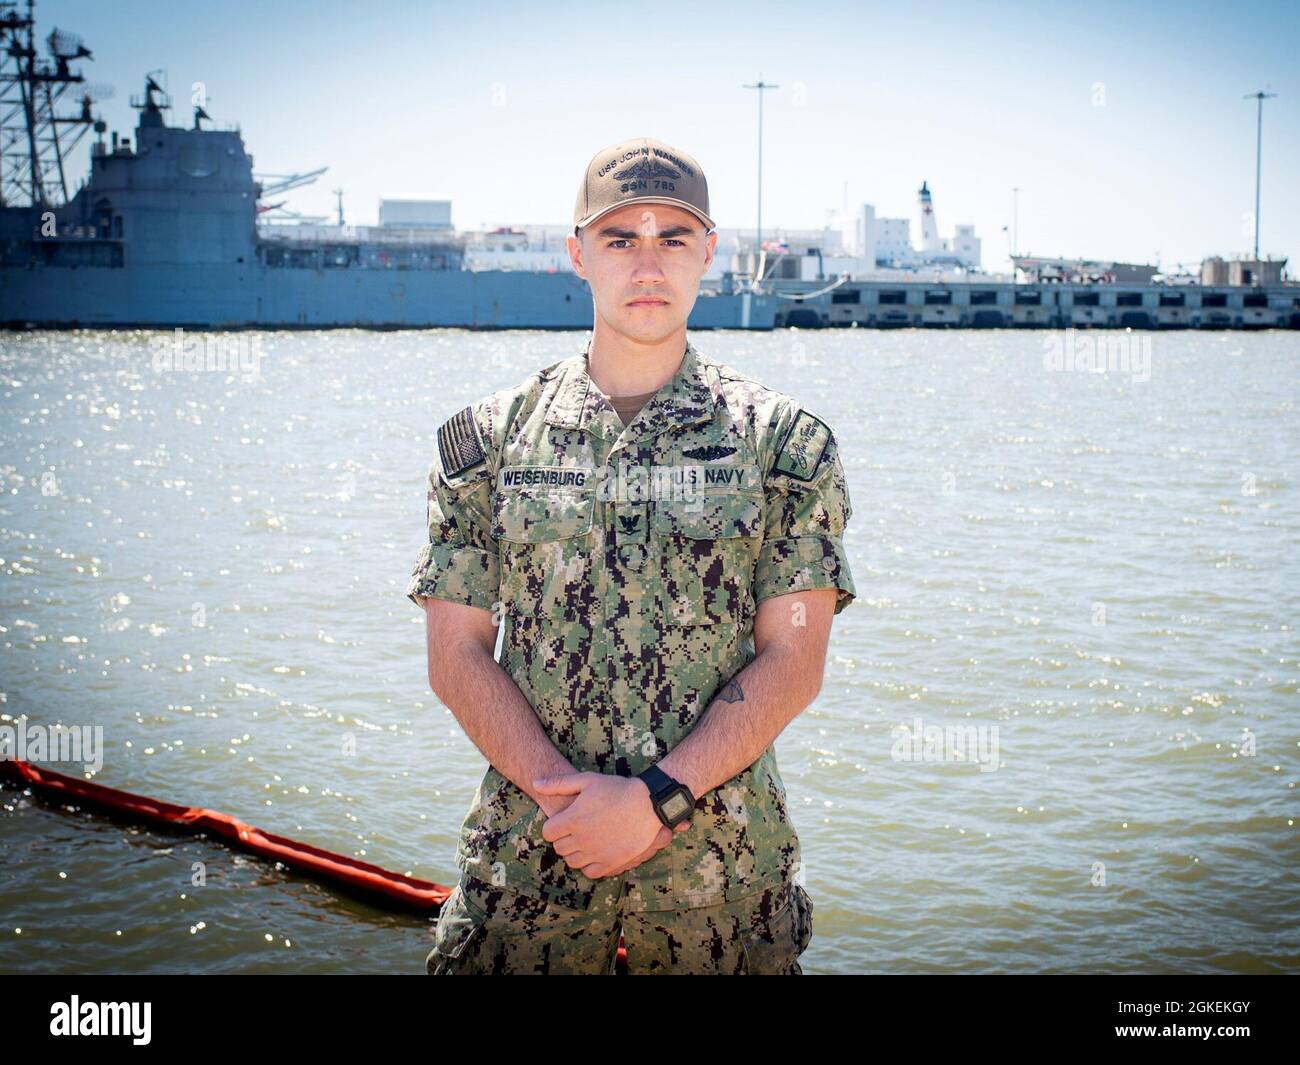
top-left (567, 232), bottom-right (587, 280)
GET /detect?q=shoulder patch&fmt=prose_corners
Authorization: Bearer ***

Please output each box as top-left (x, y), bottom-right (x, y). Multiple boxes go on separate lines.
top-left (437, 406), bottom-right (487, 480)
top-left (772, 408), bottom-right (832, 482)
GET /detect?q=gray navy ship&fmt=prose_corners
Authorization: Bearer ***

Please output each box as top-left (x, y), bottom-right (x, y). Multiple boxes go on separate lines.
top-left (0, 3), bottom-right (766, 330)
top-left (2, 2), bottom-right (1295, 331)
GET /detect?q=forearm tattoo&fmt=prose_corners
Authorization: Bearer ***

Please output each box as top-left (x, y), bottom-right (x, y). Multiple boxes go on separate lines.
top-left (717, 680), bottom-right (744, 703)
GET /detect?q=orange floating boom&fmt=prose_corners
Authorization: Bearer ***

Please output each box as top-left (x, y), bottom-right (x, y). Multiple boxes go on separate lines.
top-left (0, 758), bottom-right (452, 909)
top-left (0, 757), bottom-right (631, 971)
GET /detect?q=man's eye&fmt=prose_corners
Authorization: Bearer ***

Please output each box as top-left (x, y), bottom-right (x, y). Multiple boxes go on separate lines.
top-left (606, 238), bottom-right (687, 248)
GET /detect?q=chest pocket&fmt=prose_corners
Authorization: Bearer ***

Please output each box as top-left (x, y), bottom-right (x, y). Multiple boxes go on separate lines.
top-left (654, 473), bottom-right (763, 626)
top-left (493, 477), bottom-right (595, 618)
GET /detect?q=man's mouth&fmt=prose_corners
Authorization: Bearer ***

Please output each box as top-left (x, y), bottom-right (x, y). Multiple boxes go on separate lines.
top-left (628, 298), bottom-right (669, 307)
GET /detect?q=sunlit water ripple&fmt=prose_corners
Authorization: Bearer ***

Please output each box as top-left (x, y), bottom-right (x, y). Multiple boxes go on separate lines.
top-left (0, 327), bottom-right (1296, 973)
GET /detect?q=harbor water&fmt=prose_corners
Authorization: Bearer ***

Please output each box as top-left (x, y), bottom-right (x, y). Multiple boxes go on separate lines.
top-left (0, 327), bottom-right (1296, 974)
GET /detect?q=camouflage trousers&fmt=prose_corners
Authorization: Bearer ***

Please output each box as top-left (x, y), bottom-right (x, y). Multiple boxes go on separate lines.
top-left (425, 872), bottom-right (813, 975)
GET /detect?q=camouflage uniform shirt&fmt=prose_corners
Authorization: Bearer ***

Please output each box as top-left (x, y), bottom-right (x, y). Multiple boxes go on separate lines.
top-left (407, 338), bottom-right (855, 912)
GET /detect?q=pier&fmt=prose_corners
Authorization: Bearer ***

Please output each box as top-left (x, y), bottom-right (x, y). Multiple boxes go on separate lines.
top-left (732, 278), bottom-right (1300, 330)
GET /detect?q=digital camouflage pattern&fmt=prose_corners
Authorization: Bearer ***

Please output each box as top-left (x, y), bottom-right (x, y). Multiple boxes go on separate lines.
top-left (407, 338), bottom-right (855, 913)
top-left (427, 871), bottom-right (814, 975)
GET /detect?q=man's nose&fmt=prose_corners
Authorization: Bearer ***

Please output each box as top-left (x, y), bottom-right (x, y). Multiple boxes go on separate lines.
top-left (631, 239), bottom-right (666, 281)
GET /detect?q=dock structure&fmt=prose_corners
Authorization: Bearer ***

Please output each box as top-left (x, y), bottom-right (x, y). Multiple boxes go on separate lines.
top-left (741, 277), bottom-right (1300, 331)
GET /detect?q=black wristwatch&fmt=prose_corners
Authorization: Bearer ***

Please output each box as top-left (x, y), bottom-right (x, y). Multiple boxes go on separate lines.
top-left (636, 764), bottom-right (696, 828)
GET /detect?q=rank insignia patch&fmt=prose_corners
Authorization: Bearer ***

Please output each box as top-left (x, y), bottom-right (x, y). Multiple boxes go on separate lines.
top-left (437, 406), bottom-right (487, 480)
top-left (773, 409), bottom-right (832, 482)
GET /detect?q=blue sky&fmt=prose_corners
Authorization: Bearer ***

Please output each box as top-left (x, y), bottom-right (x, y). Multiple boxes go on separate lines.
top-left (36, 0), bottom-right (1300, 271)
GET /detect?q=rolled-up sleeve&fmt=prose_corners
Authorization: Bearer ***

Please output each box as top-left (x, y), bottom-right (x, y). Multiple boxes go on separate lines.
top-left (754, 401), bottom-right (856, 615)
top-left (406, 407), bottom-right (500, 612)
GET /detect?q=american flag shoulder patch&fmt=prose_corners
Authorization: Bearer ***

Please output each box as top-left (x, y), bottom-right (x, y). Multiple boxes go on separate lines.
top-left (772, 408), bottom-right (832, 482)
top-left (436, 406), bottom-right (487, 481)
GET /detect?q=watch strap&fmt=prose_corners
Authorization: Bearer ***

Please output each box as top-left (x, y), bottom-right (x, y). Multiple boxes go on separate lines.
top-left (637, 763), bottom-right (677, 801)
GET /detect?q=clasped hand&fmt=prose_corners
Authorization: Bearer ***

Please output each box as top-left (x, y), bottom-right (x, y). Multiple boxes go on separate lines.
top-left (533, 772), bottom-right (691, 881)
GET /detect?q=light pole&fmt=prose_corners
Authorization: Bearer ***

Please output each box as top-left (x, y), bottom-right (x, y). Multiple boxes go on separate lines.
top-left (1011, 186), bottom-right (1021, 258)
top-left (743, 75), bottom-right (778, 282)
top-left (1243, 90), bottom-right (1276, 262)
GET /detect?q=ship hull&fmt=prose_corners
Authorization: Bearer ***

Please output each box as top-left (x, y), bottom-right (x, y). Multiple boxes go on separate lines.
top-left (0, 263), bottom-right (769, 329)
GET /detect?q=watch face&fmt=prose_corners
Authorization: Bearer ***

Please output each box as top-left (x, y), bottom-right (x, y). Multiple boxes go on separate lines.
top-left (661, 790), bottom-right (692, 823)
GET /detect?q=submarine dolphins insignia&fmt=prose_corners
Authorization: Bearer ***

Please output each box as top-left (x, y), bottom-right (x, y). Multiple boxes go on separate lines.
top-left (681, 445), bottom-right (737, 461)
top-left (613, 158), bottom-right (682, 182)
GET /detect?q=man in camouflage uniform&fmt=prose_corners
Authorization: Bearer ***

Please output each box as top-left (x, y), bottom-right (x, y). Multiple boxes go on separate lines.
top-left (408, 138), bottom-right (855, 974)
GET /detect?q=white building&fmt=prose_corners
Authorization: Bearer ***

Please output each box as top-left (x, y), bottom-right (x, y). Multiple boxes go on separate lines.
top-left (853, 182), bottom-right (981, 272)
top-left (858, 207), bottom-right (916, 268)
top-left (952, 224), bottom-right (980, 266)
top-left (461, 224), bottom-right (572, 271)
top-left (378, 198), bottom-right (452, 229)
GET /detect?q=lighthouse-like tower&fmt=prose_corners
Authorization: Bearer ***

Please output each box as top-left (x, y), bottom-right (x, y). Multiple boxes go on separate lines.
top-left (918, 180), bottom-right (941, 253)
